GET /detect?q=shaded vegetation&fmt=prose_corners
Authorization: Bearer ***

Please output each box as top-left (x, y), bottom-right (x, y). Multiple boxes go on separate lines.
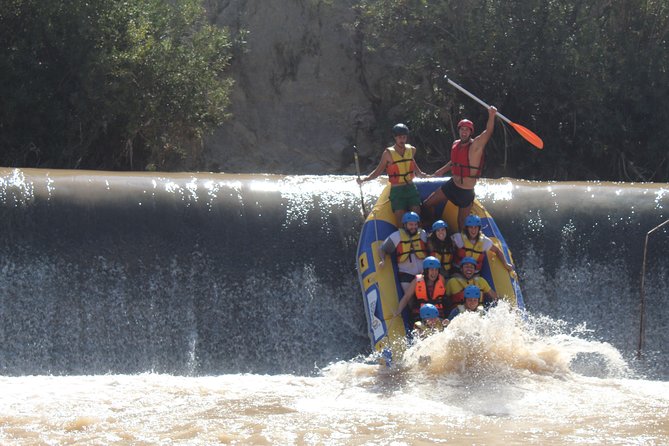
top-left (0, 0), bottom-right (233, 170)
top-left (354, 0), bottom-right (669, 181)
top-left (1, 0), bottom-right (667, 181)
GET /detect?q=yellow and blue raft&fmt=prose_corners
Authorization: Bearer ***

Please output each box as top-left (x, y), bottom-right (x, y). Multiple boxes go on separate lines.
top-left (356, 179), bottom-right (525, 354)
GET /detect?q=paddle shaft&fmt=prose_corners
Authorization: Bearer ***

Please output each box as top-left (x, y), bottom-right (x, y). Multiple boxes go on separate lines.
top-left (353, 145), bottom-right (368, 217)
top-left (446, 76), bottom-right (544, 149)
top-left (446, 78), bottom-right (512, 125)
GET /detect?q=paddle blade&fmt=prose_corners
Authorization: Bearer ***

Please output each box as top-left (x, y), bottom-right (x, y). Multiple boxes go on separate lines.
top-left (510, 121), bottom-right (544, 149)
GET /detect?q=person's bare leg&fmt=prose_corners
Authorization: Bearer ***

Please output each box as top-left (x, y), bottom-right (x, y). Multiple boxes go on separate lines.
top-left (394, 209), bottom-right (404, 228)
top-left (422, 189), bottom-right (447, 226)
top-left (457, 204), bottom-right (472, 232)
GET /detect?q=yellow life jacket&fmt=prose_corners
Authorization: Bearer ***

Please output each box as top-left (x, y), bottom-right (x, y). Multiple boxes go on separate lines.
top-left (456, 233), bottom-right (486, 270)
top-left (448, 275), bottom-right (486, 305)
top-left (454, 304), bottom-right (484, 316)
top-left (413, 320), bottom-right (444, 338)
top-left (430, 239), bottom-right (453, 273)
top-left (396, 229), bottom-right (428, 263)
top-left (386, 145), bottom-right (416, 185)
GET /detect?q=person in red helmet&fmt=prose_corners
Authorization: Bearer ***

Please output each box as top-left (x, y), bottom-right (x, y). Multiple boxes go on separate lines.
top-left (423, 106), bottom-right (497, 230)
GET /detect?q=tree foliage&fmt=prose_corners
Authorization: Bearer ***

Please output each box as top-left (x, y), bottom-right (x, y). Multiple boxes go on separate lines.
top-left (0, 0), bottom-right (233, 170)
top-left (354, 0), bottom-right (669, 181)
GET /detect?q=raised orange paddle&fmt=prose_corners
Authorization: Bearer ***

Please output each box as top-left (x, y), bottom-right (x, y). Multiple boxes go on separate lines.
top-left (445, 76), bottom-right (544, 149)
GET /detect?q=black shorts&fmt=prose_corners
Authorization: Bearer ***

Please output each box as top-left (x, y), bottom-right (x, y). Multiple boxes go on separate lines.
top-left (440, 178), bottom-right (475, 208)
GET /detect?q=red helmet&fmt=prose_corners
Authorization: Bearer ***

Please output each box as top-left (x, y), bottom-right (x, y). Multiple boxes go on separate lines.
top-left (458, 119), bottom-right (474, 132)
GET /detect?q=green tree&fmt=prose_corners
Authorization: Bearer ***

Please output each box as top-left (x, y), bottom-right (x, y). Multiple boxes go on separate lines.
top-left (354, 0), bottom-right (669, 182)
top-left (0, 0), bottom-right (233, 170)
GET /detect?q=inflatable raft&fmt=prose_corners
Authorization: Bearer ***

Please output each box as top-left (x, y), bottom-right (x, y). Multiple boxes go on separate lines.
top-left (356, 179), bottom-right (524, 355)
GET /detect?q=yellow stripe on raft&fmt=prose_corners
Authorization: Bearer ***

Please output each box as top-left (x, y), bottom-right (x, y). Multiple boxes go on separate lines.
top-left (364, 185), bottom-right (407, 348)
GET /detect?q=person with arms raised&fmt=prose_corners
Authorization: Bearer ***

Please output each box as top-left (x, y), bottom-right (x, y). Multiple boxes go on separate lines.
top-left (423, 106), bottom-right (497, 230)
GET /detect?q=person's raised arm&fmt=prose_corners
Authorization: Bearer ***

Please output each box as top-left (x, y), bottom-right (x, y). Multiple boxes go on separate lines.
top-left (472, 106), bottom-right (497, 149)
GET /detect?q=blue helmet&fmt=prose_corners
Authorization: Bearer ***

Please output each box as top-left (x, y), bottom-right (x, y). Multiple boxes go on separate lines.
top-left (423, 256), bottom-right (441, 270)
top-left (431, 220), bottom-right (448, 231)
top-left (392, 123), bottom-right (409, 136)
top-left (401, 211), bottom-right (420, 224)
top-left (419, 304), bottom-right (439, 320)
top-left (460, 257), bottom-right (477, 268)
top-left (464, 214), bottom-right (482, 227)
top-left (464, 285), bottom-right (481, 300)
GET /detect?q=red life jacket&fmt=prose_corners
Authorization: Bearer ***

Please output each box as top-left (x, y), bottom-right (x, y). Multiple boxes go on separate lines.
top-left (414, 274), bottom-right (447, 317)
top-left (451, 140), bottom-right (484, 181)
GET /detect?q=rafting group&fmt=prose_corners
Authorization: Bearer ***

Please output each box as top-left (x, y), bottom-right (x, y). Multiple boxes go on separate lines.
top-left (355, 80), bottom-right (535, 352)
top-left (386, 212), bottom-right (513, 337)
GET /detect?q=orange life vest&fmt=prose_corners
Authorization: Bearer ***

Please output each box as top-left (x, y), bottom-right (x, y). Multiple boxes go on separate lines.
top-left (396, 229), bottom-right (428, 263)
top-left (451, 140), bottom-right (484, 182)
top-left (386, 145), bottom-right (417, 185)
top-left (414, 274), bottom-right (447, 317)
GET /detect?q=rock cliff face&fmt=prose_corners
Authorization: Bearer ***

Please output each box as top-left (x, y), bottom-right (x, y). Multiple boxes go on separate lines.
top-left (205, 0), bottom-right (381, 174)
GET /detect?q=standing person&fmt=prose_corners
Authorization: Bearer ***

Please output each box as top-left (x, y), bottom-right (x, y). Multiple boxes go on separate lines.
top-left (357, 123), bottom-right (429, 227)
top-left (378, 211), bottom-right (428, 293)
top-left (427, 219), bottom-right (454, 277)
top-left (451, 214), bottom-right (514, 273)
top-left (423, 106), bottom-right (497, 230)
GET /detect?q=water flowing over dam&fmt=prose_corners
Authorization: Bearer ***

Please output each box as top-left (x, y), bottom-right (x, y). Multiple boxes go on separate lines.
top-left (0, 168), bottom-right (667, 378)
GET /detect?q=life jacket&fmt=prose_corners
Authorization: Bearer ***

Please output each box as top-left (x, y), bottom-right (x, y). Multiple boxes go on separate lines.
top-left (430, 236), bottom-right (453, 274)
top-left (455, 233), bottom-right (486, 271)
top-left (386, 145), bottom-right (417, 185)
top-left (446, 275), bottom-right (485, 308)
top-left (414, 274), bottom-right (447, 317)
top-left (451, 140), bottom-right (484, 183)
top-left (396, 229), bottom-right (428, 263)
